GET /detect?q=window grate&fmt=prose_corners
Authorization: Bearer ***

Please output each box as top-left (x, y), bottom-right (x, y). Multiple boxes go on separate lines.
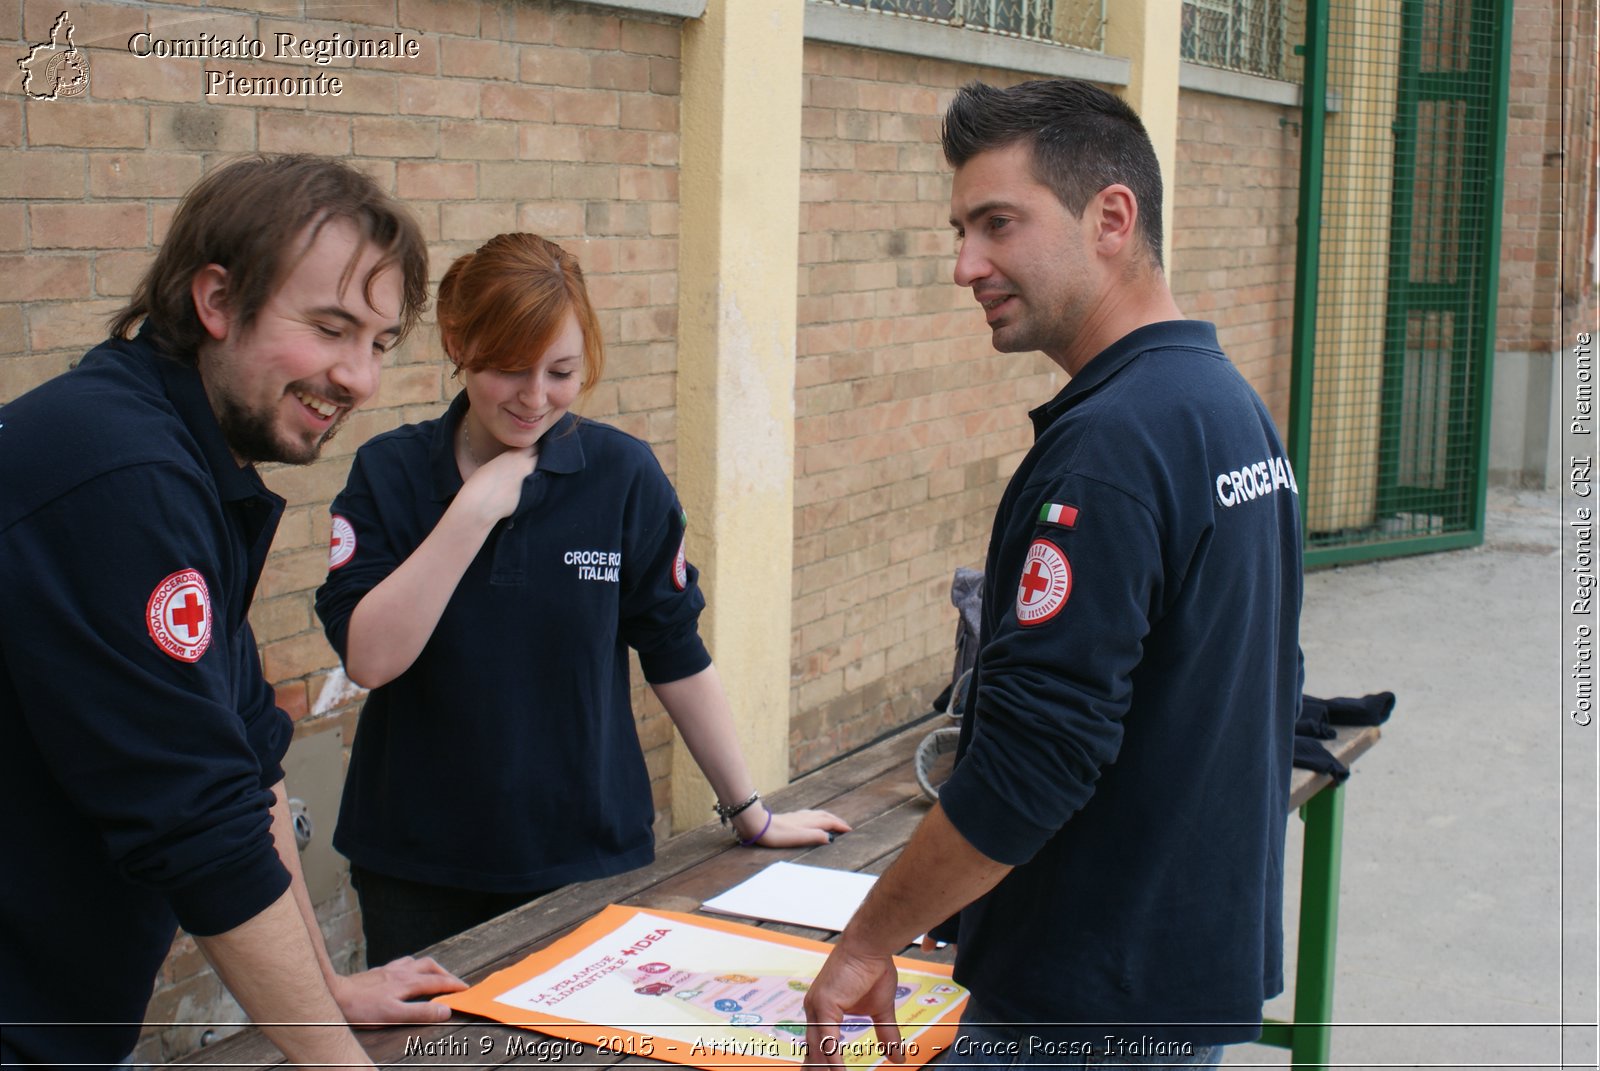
top-left (1181, 0), bottom-right (1303, 82)
top-left (810, 0), bottom-right (1106, 53)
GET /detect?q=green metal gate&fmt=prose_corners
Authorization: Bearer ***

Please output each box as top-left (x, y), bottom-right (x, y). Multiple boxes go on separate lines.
top-left (1287, 0), bottom-right (1513, 566)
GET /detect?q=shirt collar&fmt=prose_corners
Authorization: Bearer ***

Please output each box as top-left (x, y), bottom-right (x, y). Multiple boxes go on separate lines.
top-left (535, 413), bottom-right (586, 474)
top-left (142, 327), bottom-right (270, 505)
top-left (1029, 320), bottom-right (1221, 437)
top-left (429, 392), bottom-right (587, 500)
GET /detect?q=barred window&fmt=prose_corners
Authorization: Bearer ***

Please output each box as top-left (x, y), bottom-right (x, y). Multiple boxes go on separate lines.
top-left (811, 0), bottom-right (1105, 53)
top-left (1180, 0), bottom-right (1302, 82)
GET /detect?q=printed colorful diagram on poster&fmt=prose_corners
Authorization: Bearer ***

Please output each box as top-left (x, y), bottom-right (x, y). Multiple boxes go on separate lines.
top-left (438, 905), bottom-right (967, 1070)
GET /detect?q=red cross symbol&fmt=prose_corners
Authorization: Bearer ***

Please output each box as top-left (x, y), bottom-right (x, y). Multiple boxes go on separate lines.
top-left (1020, 559), bottom-right (1052, 603)
top-left (170, 592), bottom-right (207, 639)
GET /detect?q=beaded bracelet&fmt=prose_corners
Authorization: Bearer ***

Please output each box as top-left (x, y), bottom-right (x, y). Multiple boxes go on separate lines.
top-left (712, 789), bottom-right (761, 825)
top-left (738, 808), bottom-right (774, 847)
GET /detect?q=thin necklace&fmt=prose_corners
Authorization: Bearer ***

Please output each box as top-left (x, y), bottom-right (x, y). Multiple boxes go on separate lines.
top-left (462, 419), bottom-right (493, 467)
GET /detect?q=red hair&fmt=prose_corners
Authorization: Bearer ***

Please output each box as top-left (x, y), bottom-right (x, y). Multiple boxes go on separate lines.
top-left (436, 233), bottom-right (604, 395)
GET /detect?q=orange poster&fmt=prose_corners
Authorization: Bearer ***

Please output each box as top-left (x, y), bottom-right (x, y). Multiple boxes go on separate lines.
top-left (439, 905), bottom-right (966, 1070)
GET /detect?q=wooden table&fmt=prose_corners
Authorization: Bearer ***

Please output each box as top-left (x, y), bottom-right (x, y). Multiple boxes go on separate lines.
top-left (193, 720), bottom-right (1378, 1069)
top-left (1263, 722), bottom-right (1381, 1069)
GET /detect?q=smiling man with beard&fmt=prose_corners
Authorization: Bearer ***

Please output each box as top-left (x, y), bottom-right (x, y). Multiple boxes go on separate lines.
top-left (0, 155), bottom-right (465, 1068)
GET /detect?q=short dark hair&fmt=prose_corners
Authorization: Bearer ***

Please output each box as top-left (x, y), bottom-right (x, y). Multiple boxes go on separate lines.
top-left (110, 154), bottom-right (429, 362)
top-left (941, 79), bottom-right (1165, 267)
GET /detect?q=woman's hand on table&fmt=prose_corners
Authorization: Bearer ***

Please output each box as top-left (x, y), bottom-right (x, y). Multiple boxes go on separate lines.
top-left (738, 807), bottom-right (852, 848)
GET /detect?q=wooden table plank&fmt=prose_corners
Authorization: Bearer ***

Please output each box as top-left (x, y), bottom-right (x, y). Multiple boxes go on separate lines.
top-left (189, 723), bottom-right (934, 1067)
top-left (1289, 725), bottom-right (1380, 809)
top-left (190, 717), bottom-right (1379, 1068)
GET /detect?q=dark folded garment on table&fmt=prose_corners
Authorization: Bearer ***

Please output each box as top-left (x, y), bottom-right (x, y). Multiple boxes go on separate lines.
top-left (1294, 735), bottom-right (1350, 782)
top-left (1312, 691), bottom-right (1395, 726)
top-left (1292, 691), bottom-right (1395, 783)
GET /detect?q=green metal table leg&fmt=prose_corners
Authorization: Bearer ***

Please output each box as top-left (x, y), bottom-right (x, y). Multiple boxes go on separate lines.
top-left (1291, 782), bottom-right (1347, 1069)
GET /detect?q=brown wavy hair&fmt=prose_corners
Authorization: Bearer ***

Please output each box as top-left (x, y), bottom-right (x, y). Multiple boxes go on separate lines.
top-left (109, 154), bottom-right (428, 362)
top-left (436, 233), bottom-right (605, 397)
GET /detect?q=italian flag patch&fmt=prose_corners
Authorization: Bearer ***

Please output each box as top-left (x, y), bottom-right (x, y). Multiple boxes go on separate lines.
top-left (1038, 502), bottom-right (1079, 529)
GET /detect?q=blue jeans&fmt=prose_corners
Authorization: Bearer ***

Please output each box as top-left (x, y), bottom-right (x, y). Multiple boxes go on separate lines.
top-left (941, 1002), bottom-right (1225, 1069)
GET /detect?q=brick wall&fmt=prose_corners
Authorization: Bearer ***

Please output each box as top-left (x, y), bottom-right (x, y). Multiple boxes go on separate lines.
top-left (1499, 0), bottom-right (1598, 352)
top-left (2, 0), bottom-right (680, 1059)
top-left (1171, 90), bottom-right (1302, 430)
top-left (790, 43), bottom-right (1061, 772)
top-left (1556, 0), bottom-right (1597, 335)
top-left (1497, 0), bottom-right (1566, 354)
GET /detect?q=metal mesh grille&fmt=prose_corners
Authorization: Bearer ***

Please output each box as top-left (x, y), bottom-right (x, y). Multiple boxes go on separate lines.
top-left (1298, 0), bottom-right (1500, 559)
top-left (1180, 0), bottom-right (1304, 82)
top-left (810, 0), bottom-right (1106, 53)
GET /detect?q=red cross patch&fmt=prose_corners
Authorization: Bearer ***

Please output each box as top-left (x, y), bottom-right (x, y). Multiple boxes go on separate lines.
top-left (1016, 539), bottom-right (1072, 627)
top-left (146, 568), bottom-right (213, 662)
top-left (672, 536), bottom-right (688, 592)
top-left (328, 514), bottom-right (356, 570)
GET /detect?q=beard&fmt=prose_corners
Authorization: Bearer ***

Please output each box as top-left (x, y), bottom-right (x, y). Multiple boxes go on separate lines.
top-left (214, 388), bottom-right (347, 465)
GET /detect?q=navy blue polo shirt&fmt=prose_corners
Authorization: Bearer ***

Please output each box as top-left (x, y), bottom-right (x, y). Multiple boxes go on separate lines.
top-left (316, 394), bottom-right (711, 892)
top-left (0, 333), bottom-right (293, 1066)
top-left (938, 321), bottom-right (1302, 1046)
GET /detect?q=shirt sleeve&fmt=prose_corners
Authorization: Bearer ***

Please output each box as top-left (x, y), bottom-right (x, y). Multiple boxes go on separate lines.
top-left (937, 473), bottom-right (1165, 867)
top-left (314, 448), bottom-right (404, 660)
top-left (0, 463), bottom-right (291, 937)
top-left (239, 616), bottom-right (293, 792)
top-left (617, 453), bottom-right (711, 684)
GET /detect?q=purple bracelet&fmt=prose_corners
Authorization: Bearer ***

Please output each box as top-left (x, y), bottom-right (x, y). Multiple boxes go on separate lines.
top-left (738, 809), bottom-right (773, 847)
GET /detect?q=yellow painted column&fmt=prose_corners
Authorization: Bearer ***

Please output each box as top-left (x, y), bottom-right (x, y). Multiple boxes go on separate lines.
top-left (1306, 0), bottom-right (1400, 532)
top-left (672, 0), bottom-right (804, 832)
top-left (1103, 0), bottom-right (1182, 273)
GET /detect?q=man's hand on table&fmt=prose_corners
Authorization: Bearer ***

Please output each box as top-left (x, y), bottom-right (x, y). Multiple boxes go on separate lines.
top-left (802, 936), bottom-right (907, 1069)
top-left (332, 954), bottom-right (468, 1026)
top-left (801, 804), bottom-right (1006, 1066)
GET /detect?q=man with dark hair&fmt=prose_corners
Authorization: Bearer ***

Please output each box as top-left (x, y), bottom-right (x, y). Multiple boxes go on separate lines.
top-left (0, 155), bottom-right (463, 1068)
top-left (805, 79), bottom-right (1302, 1069)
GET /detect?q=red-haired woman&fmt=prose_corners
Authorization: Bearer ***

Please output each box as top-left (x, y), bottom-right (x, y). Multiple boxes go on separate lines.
top-left (316, 234), bottom-right (848, 964)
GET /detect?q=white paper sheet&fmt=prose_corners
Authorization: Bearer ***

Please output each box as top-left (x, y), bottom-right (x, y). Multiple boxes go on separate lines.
top-left (701, 861), bottom-right (878, 932)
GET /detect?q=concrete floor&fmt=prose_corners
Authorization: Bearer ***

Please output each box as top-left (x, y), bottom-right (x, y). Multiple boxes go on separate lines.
top-left (1230, 488), bottom-right (1597, 1070)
